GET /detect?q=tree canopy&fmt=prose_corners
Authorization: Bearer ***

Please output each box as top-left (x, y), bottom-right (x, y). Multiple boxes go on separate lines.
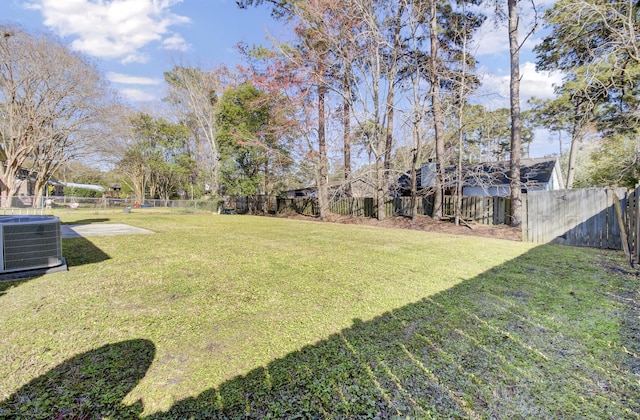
top-left (0, 24), bottom-right (116, 206)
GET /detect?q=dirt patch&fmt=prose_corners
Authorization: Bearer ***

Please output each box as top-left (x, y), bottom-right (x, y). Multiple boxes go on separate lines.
top-left (281, 213), bottom-right (523, 241)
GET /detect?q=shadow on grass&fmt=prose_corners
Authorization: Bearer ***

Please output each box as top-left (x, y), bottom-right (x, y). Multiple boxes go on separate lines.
top-left (148, 246), bottom-right (639, 419)
top-left (0, 339), bottom-right (155, 418)
top-left (0, 237), bottom-right (109, 298)
top-left (1, 246), bottom-right (637, 418)
top-left (63, 236), bottom-right (111, 267)
top-left (0, 278), bottom-right (29, 298)
top-left (61, 218), bottom-right (111, 225)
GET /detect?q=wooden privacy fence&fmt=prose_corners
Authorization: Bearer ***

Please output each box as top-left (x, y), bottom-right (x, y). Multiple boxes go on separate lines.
top-left (524, 188), bottom-right (628, 250)
top-left (276, 197), bottom-right (317, 216)
top-left (221, 195), bottom-right (277, 214)
top-left (274, 195), bottom-right (511, 225)
top-left (329, 197), bottom-right (376, 217)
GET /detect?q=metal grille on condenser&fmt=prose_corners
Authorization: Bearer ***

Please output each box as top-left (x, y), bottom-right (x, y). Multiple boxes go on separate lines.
top-left (2, 223), bottom-right (62, 271)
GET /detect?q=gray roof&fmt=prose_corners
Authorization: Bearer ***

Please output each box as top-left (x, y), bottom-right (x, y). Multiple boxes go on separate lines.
top-left (63, 182), bottom-right (106, 192)
top-left (399, 158), bottom-right (561, 190)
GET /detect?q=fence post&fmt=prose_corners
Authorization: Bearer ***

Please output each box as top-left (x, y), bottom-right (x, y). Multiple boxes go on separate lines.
top-left (521, 194), bottom-right (528, 242)
top-left (636, 186), bottom-right (640, 264)
top-left (613, 192), bottom-right (631, 264)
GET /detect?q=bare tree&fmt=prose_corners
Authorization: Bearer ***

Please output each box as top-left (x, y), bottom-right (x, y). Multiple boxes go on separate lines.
top-left (0, 24), bottom-right (115, 207)
top-left (452, 1), bottom-right (476, 226)
top-left (401, 0), bottom-right (429, 221)
top-left (345, 0), bottom-right (404, 220)
top-left (164, 65), bottom-right (222, 197)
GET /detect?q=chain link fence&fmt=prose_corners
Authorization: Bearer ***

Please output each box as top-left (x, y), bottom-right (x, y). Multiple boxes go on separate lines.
top-left (0, 196), bottom-right (222, 214)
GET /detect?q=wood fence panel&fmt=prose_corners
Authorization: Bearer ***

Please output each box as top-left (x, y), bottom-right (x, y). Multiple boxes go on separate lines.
top-left (461, 196), bottom-right (471, 222)
top-left (423, 196), bottom-right (432, 216)
top-left (385, 197), bottom-right (414, 217)
top-left (376, 195), bottom-right (509, 225)
top-left (607, 189), bottom-right (622, 248)
top-left (229, 195), bottom-right (509, 225)
top-left (277, 197), bottom-right (318, 216)
top-left (526, 188), bottom-right (626, 249)
top-left (363, 198), bottom-right (375, 217)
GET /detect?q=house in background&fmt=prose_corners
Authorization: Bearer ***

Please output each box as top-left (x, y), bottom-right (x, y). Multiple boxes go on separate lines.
top-left (47, 179), bottom-right (65, 196)
top-left (11, 167), bottom-right (36, 197)
top-left (1, 153), bottom-right (103, 198)
top-left (397, 157), bottom-right (564, 197)
top-left (284, 179), bottom-right (376, 198)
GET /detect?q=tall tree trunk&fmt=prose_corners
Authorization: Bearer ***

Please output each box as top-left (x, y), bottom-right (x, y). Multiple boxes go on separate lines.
top-left (343, 70), bottom-right (352, 196)
top-left (454, 0), bottom-right (470, 226)
top-left (410, 123), bottom-right (420, 222)
top-left (508, 0), bottom-right (522, 227)
top-left (1, 172), bottom-right (18, 208)
top-left (430, 0), bottom-right (445, 220)
top-left (381, 97), bottom-right (393, 221)
top-left (33, 172), bottom-right (49, 209)
top-left (317, 84), bottom-right (329, 220)
top-left (409, 30), bottom-right (423, 222)
top-left (565, 123), bottom-right (581, 189)
top-left (557, 131), bottom-right (563, 158)
top-left (565, 99), bottom-right (590, 189)
top-left (376, 154), bottom-right (385, 220)
top-left (264, 158), bottom-right (269, 194)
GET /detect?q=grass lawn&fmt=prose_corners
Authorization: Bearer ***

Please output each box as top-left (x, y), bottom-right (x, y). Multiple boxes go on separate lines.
top-left (0, 212), bottom-right (638, 418)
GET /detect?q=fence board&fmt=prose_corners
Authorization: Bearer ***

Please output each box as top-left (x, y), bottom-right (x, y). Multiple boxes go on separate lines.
top-left (618, 186), bottom-right (639, 265)
top-left (636, 188), bottom-right (640, 263)
top-left (614, 194), bottom-right (631, 263)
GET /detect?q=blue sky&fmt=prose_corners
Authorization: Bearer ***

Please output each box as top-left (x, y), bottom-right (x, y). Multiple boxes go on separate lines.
top-left (1, 0), bottom-right (283, 101)
top-left (0, 0), bottom-right (562, 157)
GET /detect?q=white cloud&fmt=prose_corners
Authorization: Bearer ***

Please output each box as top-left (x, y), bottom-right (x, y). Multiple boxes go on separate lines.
top-left (529, 128), bottom-right (564, 158)
top-left (121, 52), bottom-right (151, 64)
top-left (27, 0), bottom-right (190, 61)
top-left (107, 72), bottom-right (161, 85)
top-left (473, 20), bottom-right (509, 58)
top-left (474, 24), bottom-right (545, 60)
top-left (474, 61), bottom-right (563, 110)
top-left (162, 33), bottom-right (189, 51)
top-left (119, 88), bottom-right (156, 102)
top-left (519, 62), bottom-right (563, 100)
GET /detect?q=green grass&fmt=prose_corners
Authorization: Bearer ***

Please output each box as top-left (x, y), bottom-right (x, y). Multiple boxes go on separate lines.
top-left (0, 212), bottom-right (638, 418)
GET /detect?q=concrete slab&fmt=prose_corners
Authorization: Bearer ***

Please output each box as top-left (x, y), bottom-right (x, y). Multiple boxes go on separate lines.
top-left (62, 223), bottom-right (154, 238)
